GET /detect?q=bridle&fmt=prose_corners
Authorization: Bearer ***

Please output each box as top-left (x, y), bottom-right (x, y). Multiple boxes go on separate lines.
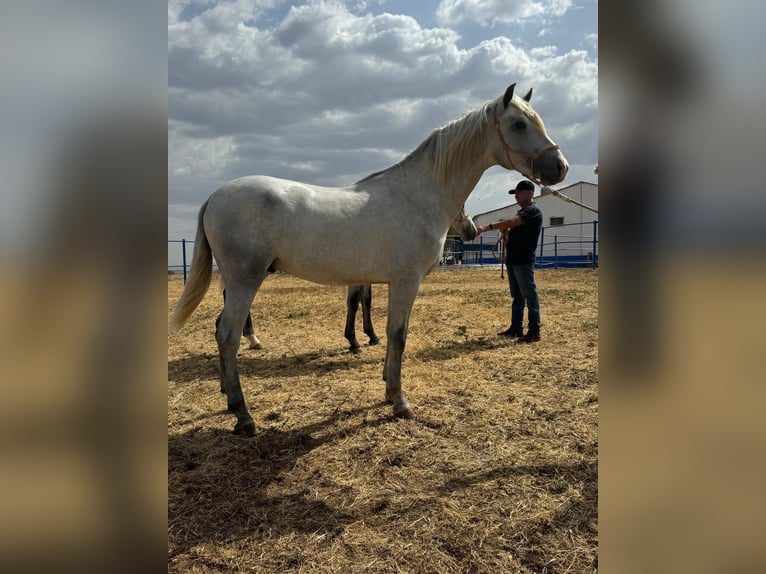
top-left (492, 108), bottom-right (560, 185)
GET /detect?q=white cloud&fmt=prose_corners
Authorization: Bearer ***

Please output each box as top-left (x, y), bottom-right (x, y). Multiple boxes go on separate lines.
top-left (435, 0), bottom-right (573, 27)
top-left (169, 0), bottom-right (597, 235)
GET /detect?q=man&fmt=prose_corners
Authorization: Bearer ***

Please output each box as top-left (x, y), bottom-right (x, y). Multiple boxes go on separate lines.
top-left (475, 180), bottom-right (542, 342)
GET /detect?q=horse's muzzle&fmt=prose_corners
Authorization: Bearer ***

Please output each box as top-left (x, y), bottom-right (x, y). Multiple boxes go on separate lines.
top-left (533, 151), bottom-right (569, 186)
top-left (461, 221), bottom-right (477, 242)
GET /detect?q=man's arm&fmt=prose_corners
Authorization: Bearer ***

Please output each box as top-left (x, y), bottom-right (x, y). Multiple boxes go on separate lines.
top-left (476, 215), bottom-right (524, 235)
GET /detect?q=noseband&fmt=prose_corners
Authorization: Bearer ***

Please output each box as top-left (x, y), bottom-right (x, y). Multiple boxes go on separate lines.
top-left (492, 109), bottom-right (560, 184)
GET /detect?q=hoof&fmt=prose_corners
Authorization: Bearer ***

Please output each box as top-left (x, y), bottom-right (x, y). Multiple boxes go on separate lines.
top-left (369, 336), bottom-right (380, 346)
top-left (246, 335), bottom-right (263, 350)
top-left (349, 345), bottom-right (361, 354)
top-left (393, 405), bottom-right (414, 419)
top-left (233, 420), bottom-right (256, 437)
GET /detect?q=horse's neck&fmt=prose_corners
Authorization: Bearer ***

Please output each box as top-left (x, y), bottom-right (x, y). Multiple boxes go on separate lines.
top-left (357, 102), bottom-right (499, 223)
top-left (397, 143), bottom-right (491, 219)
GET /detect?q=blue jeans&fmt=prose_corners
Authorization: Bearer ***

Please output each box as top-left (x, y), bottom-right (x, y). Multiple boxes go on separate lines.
top-left (506, 262), bottom-right (540, 332)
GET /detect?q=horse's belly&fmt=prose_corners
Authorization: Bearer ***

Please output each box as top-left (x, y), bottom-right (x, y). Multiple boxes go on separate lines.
top-left (271, 255), bottom-right (389, 286)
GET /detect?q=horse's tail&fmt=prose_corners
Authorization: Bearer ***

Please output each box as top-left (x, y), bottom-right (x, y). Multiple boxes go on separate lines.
top-left (169, 200), bottom-right (213, 334)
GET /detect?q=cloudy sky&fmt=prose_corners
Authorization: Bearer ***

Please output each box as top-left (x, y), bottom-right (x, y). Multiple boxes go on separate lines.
top-left (168, 0), bottom-right (598, 241)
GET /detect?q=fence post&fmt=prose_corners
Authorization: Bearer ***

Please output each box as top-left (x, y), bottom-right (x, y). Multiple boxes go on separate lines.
top-left (554, 234), bottom-right (558, 269)
top-left (592, 221), bottom-right (598, 269)
top-left (181, 238), bottom-right (187, 284)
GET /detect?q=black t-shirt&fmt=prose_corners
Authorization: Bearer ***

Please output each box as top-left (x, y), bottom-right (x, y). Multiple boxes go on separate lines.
top-left (505, 202), bottom-right (542, 264)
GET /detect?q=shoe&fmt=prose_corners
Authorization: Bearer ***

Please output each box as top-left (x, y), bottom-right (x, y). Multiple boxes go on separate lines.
top-left (498, 327), bottom-right (524, 337)
top-left (520, 331), bottom-right (540, 343)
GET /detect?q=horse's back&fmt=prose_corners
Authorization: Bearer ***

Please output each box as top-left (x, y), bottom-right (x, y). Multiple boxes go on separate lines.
top-left (207, 175), bottom-right (362, 217)
top-left (202, 176), bottom-right (385, 284)
top-left (205, 176), bottom-right (336, 236)
top-left (208, 175), bottom-right (311, 215)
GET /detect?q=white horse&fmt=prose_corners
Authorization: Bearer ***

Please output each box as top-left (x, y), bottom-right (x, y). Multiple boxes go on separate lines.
top-left (235, 205), bottom-right (477, 353)
top-left (170, 84), bottom-right (568, 436)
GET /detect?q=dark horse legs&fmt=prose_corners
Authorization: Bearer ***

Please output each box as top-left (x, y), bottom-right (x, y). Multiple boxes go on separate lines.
top-left (224, 285), bottom-right (380, 352)
top-left (344, 284), bottom-right (380, 353)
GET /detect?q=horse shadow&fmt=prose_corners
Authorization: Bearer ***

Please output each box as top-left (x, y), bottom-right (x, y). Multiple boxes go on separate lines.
top-left (168, 402), bottom-right (390, 559)
top-left (167, 336), bottom-right (512, 386)
top-left (168, 347), bottom-right (383, 385)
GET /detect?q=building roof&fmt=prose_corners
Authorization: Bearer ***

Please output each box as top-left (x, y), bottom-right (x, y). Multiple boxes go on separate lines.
top-left (473, 180), bottom-right (597, 220)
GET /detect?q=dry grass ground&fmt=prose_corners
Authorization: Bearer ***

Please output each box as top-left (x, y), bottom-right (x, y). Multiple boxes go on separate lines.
top-left (168, 267), bottom-right (598, 573)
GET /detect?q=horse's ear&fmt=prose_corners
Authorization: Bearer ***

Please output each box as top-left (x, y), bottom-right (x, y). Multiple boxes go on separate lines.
top-left (503, 83), bottom-right (516, 108)
top-left (523, 87), bottom-right (533, 102)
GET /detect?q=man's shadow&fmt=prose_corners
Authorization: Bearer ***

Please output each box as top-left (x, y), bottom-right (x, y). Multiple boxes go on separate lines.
top-left (436, 460), bottom-right (598, 570)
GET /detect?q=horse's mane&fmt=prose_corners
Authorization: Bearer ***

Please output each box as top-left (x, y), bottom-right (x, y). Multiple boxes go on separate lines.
top-left (357, 99), bottom-right (497, 186)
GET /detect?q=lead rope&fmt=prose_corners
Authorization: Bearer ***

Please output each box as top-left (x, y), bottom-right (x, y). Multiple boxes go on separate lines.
top-left (543, 186), bottom-right (599, 214)
top-left (491, 231), bottom-right (506, 279)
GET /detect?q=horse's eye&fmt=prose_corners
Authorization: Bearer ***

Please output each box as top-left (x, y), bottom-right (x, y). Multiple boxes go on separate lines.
top-left (512, 120), bottom-right (526, 131)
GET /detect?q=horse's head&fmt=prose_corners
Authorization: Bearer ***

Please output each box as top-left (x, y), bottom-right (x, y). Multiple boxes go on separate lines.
top-left (449, 205), bottom-right (477, 241)
top-left (491, 84), bottom-right (569, 186)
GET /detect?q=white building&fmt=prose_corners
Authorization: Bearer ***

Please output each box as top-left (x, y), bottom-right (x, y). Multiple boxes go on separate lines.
top-left (460, 181), bottom-right (598, 267)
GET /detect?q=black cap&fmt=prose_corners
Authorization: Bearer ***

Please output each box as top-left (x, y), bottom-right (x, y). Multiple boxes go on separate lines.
top-left (509, 180), bottom-right (535, 194)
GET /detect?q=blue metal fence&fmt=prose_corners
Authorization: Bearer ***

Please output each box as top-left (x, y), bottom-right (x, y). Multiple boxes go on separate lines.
top-left (167, 239), bottom-right (189, 283)
top-left (537, 220), bottom-right (599, 269)
top-left (168, 220), bottom-right (598, 281)
top-left (457, 220), bottom-right (598, 269)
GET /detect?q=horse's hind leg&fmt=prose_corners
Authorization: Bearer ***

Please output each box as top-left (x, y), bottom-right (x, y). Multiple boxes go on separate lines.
top-left (360, 284), bottom-right (380, 346)
top-left (242, 312), bottom-right (263, 349)
top-left (216, 282), bottom-right (262, 437)
top-left (345, 285), bottom-right (363, 353)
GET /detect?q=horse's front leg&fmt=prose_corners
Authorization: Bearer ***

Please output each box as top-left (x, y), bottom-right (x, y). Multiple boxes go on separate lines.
top-left (216, 286), bottom-right (258, 437)
top-left (361, 284), bottom-right (380, 346)
top-left (345, 286), bottom-right (363, 353)
top-left (382, 280), bottom-right (420, 419)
